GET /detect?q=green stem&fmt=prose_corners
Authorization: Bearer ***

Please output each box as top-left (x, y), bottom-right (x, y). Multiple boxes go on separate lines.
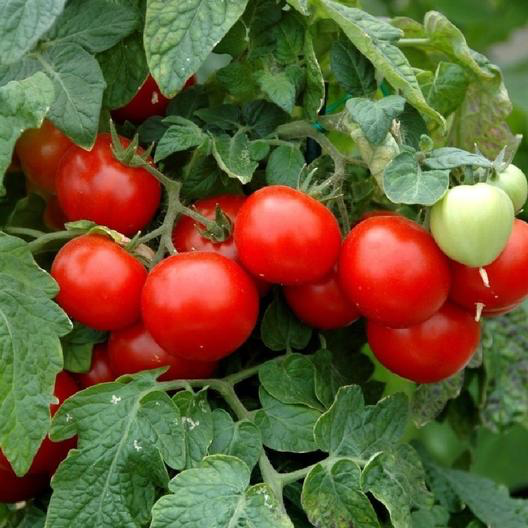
top-left (152, 179), bottom-right (181, 265)
top-left (26, 230), bottom-right (79, 253)
top-left (4, 227), bottom-right (47, 238)
top-left (397, 37), bottom-right (431, 47)
top-left (135, 226), bottom-right (165, 245)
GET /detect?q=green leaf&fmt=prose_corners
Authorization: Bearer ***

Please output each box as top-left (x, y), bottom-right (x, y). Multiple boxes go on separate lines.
top-left (61, 323), bottom-right (106, 373)
top-left (167, 85), bottom-right (210, 120)
top-left (151, 455), bottom-right (293, 528)
top-left (0, 73), bottom-right (54, 195)
top-left (98, 32), bottom-right (148, 110)
top-left (274, 12), bottom-right (305, 64)
top-left (47, 373), bottom-right (185, 528)
top-left (425, 62), bottom-right (469, 117)
top-left (287, 0), bottom-right (311, 16)
top-left (259, 354), bottom-right (323, 411)
top-left (260, 297), bottom-right (312, 352)
top-left (302, 459), bottom-right (380, 528)
top-left (362, 445), bottom-right (434, 528)
top-left (209, 409), bottom-right (262, 470)
top-left (399, 104), bottom-right (428, 150)
top-left (195, 104), bottom-right (241, 132)
top-left (45, 0), bottom-right (139, 53)
top-left (217, 62), bottom-right (258, 100)
top-left (144, 0), bottom-right (249, 96)
top-left (424, 147), bottom-right (492, 170)
top-left (0, 0), bottom-right (66, 65)
top-left (155, 117), bottom-right (207, 161)
top-left (411, 505), bottom-right (450, 528)
top-left (212, 132), bottom-right (259, 184)
top-left (330, 40), bottom-right (376, 96)
top-left (314, 386), bottom-right (408, 458)
top-left (255, 387), bottom-right (320, 453)
top-left (256, 70), bottom-right (298, 114)
top-left (0, 233), bottom-right (71, 475)
top-left (6, 194), bottom-right (46, 230)
top-left (266, 145), bottom-right (305, 187)
top-left (242, 100), bottom-right (289, 138)
top-left (383, 150), bottom-right (449, 206)
top-left (346, 95), bottom-right (406, 145)
top-left (303, 30), bottom-right (325, 121)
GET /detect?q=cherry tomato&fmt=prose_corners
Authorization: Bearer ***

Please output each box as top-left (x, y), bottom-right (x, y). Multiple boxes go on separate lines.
top-left (234, 185), bottom-right (342, 285)
top-left (51, 235), bottom-right (147, 330)
top-left (142, 252), bottom-right (259, 361)
top-left (15, 119), bottom-right (72, 194)
top-left (367, 303), bottom-right (480, 383)
top-left (339, 216), bottom-right (451, 328)
top-left (109, 322), bottom-right (217, 381)
top-left (430, 183), bottom-right (514, 267)
top-left (490, 164), bottom-right (527, 212)
top-left (111, 74), bottom-right (197, 124)
top-left (449, 219), bottom-right (528, 316)
top-left (482, 303), bottom-right (520, 318)
top-left (283, 269), bottom-right (360, 329)
top-left (56, 134), bottom-right (161, 235)
top-left (359, 209), bottom-right (399, 221)
top-left (43, 195), bottom-right (68, 231)
top-left (76, 343), bottom-right (115, 388)
top-left (0, 457), bottom-right (49, 503)
top-left (172, 194), bottom-right (270, 295)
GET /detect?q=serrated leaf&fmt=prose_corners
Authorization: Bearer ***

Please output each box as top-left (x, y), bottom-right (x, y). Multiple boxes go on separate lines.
top-left (61, 323), bottom-right (107, 373)
top-left (155, 117), bottom-right (206, 161)
top-left (255, 388), bottom-right (320, 453)
top-left (425, 62), bottom-right (469, 117)
top-left (383, 151), bottom-right (449, 205)
top-left (362, 445), bottom-right (434, 528)
top-left (266, 145), bottom-right (305, 187)
top-left (145, 0), bottom-right (249, 96)
top-left (0, 0), bottom-right (66, 65)
top-left (212, 132), bottom-right (258, 184)
top-left (303, 30), bottom-right (325, 121)
top-left (217, 62), bottom-right (258, 100)
top-left (256, 70), bottom-right (298, 114)
top-left (260, 297), bottom-right (312, 352)
top-left (302, 459), bottom-right (380, 528)
top-left (209, 409), bottom-right (262, 470)
top-left (0, 73), bottom-right (54, 195)
top-left (314, 386), bottom-right (408, 458)
top-left (424, 147), bottom-right (492, 170)
top-left (195, 104), bottom-right (241, 132)
top-left (242, 100), bottom-right (289, 138)
top-left (273, 12), bottom-right (305, 64)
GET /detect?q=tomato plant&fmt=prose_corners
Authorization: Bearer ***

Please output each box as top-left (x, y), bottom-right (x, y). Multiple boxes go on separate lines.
top-left (490, 163), bottom-right (528, 212)
top-left (0, 459), bottom-right (49, 503)
top-left (75, 344), bottom-right (115, 388)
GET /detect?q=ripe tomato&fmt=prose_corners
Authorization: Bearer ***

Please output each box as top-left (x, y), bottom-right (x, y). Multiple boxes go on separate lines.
top-left (449, 219), bottom-right (528, 316)
top-left (15, 119), bottom-right (72, 195)
top-left (359, 209), bottom-right (399, 221)
top-left (142, 252), bottom-right (259, 361)
top-left (43, 195), bottom-right (68, 231)
top-left (0, 456), bottom-right (49, 502)
top-left (234, 186), bottom-right (341, 285)
top-left (111, 74), bottom-right (197, 124)
top-left (490, 164), bottom-right (527, 212)
top-left (283, 269), bottom-right (360, 329)
top-left (339, 216), bottom-right (451, 328)
top-left (172, 194), bottom-right (270, 295)
top-left (56, 134), bottom-right (161, 235)
top-left (51, 235), bottom-right (147, 330)
top-left (109, 322), bottom-right (217, 380)
top-left (367, 303), bottom-right (480, 383)
top-left (430, 183), bottom-right (514, 267)
top-left (76, 343), bottom-right (115, 388)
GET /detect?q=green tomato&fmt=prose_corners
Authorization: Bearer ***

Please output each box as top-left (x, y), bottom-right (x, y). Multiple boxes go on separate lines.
top-left (430, 183), bottom-right (514, 267)
top-left (490, 163), bottom-right (528, 212)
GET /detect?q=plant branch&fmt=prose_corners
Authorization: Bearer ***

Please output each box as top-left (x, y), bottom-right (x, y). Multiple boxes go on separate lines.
top-left (25, 230), bottom-right (80, 253)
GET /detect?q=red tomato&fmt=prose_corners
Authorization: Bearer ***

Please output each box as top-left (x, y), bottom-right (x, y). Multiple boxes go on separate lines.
top-left (172, 194), bottom-right (270, 295)
top-left (450, 219), bottom-right (528, 316)
top-left (360, 209), bottom-right (399, 221)
top-left (283, 269), bottom-right (360, 329)
top-left (56, 134), bottom-right (161, 235)
top-left (0, 460), bottom-right (49, 503)
top-left (109, 322), bottom-right (217, 380)
top-left (339, 216), bottom-right (451, 328)
top-left (51, 235), bottom-right (147, 330)
top-left (367, 303), bottom-right (480, 383)
top-left (43, 195), bottom-right (68, 231)
top-left (234, 186), bottom-right (341, 285)
top-left (76, 343), bottom-right (115, 388)
top-left (15, 119), bottom-right (72, 194)
top-left (111, 74), bottom-right (197, 124)
top-left (142, 252), bottom-right (259, 361)
top-left (482, 303), bottom-right (520, 318)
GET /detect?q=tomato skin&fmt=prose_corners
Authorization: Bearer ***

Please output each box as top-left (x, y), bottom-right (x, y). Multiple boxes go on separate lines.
top-left (172, 194), bottom-right (270, 295)
top-left (109, 322), bottom-right (217, 380)
top-left (142, 252), bottom-right (259, 361)
top-left (56, 134), bottom-right (161, 235)
top-left (111, 74), bottom-right (197, 124)
top-left (51, 235), bottom-right (147, 330)
top-left (490, 164), bottom-right (527, 212)
top-left (359, 209), bottom-right (399, 221)
top-left (339, 216), bottom-right (451, 328)
top-left (234, 186), bottom-right (342, 285)
top-left (367, 303), bottom-right (480, 383)
top-left (449, 219), bottom-right (528, 315)
top-left (283, 269), bottom-right (360, 329)
top-left (15, 119), bottom-right (72, 194)
top-left (0, 460), bottom-right (49, 503)
top-left (43, 195), bottom-right (68, 231)
top-left (76, 343), bottom-right (115, 388)
top-left (430, 183), bottom-right (514, 267)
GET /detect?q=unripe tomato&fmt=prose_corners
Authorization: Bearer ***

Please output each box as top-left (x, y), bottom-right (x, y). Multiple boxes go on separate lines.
top-left (449, 219), bottom-right (528, 316)
top-left (15, 119), bottom-right (72, 194)
top-left (367, 303), bottom-right (481, 383)
top-left (430, 183), bottom-right (514, 267)
top-left (490, 163), bottom-right (527, 212)
top-left (339, 216), bottom-right (451, 328)
top-left (76, 344), bottom-right (115, 388)
top-left (0, 455), bottom-right (49, 502)
top-left (56, 134), bottom-right (161, 236)
top-left (109, 322), bottom-right (217, 380)
top-left (283, 269), bottom-right (360, 329)
top-left (51, 235), bottom-right (147, 330)
top-left (142, 252), bottom-right (259, 361)
top-left (234, 186), bottom-right (341, 285)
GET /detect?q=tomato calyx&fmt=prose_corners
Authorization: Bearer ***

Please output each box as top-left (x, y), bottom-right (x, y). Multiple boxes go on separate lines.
top-left (195, 204), bottom-right (233, 243)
